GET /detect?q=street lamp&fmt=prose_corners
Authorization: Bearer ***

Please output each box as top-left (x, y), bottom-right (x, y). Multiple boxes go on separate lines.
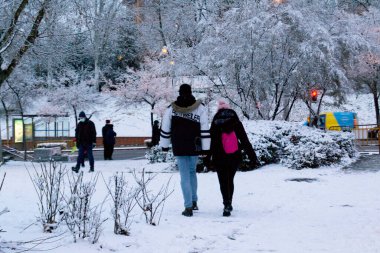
top-left (161, 47), bottom-right (168, 55)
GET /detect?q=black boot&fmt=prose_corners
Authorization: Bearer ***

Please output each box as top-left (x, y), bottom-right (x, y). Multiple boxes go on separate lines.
top-left (71, 166), bottom-right (79, 173)
top-left (89, 167), bottom-right (94, 172)
top-left (224, 201), bottom-right (233, 212)
top-left (223, 207), bottom-right (231, 217)
top-left (224, 204), bottom-right (233, 212)
top-left (192, 201), bottom-right (199, 211)
top-left (182, 208), bottom-right (193, 217)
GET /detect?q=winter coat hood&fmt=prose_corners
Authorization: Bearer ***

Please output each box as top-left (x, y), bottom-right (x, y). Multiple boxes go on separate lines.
top-left (172, 98), bottom-right (202, 113)
top-left (213, 109), bottom-right (239, 133)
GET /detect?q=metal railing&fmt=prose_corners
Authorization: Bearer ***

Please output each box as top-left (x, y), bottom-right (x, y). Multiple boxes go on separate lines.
top-left (329, 124), bottom-right (380, 153)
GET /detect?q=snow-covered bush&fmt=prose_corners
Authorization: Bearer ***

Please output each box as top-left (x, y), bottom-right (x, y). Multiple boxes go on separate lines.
top-left (133, 169), bottom-right (173, 226)
top-left (281, 131), bottom-right (355, 169)
top-left (146, 147), bottom-right (209, 172)
top-left (248, 133), bottom-right (282, 165)
top-left (62, 172), bottom-right (107, 244)
top-left (246, 121), bottom-right (357, 169)
top-left (104, 172), bottom-right (137, 236)
top-left (145, 146), bottom-right (175, 163)
top-left (27, 161), bottom-right (67, 232)
top-left (146, 121), bottom-right (356, 170)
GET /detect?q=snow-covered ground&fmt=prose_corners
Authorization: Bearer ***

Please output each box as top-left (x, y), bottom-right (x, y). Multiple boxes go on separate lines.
top-left (1, 158), bottom-right (379, 253)
top-left (0, 92), bottom-right (378, 252)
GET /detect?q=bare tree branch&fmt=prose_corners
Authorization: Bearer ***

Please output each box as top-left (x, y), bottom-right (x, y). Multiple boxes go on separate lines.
top-left (0, 0), bottom-right (49, 88)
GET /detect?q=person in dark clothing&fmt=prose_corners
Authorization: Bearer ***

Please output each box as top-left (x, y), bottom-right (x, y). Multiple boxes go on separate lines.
top-left (73, 137), bottom-right (86, 167)
top-left (160, 84), bottom-right (211, 217)
top-left (72, 111), bottom-right (97, 173)
top-left (207, 100), bottom-right (259, 217)
top-left (151, 120), bottom-right (160, 146)
top-left (81, 148), bottom-right (87, 167)
top-left (102, 120), bottom-right (116, 160)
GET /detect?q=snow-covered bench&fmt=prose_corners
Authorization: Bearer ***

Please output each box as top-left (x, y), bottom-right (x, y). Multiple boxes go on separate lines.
top-left (36, 142), bottom-right (68, 149)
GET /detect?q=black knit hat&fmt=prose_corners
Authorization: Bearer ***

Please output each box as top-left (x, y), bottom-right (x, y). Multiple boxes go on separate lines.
top-left (179, 84), bottom-right (192, 96)
top-left (79, 111), bottom-right (86, 118)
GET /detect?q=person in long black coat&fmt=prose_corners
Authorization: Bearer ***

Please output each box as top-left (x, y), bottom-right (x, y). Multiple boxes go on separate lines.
top-left (151, 120), bottom-right (160, 146)
top-left (207, 100), bottom-right (259, 217)
top-left (102, 120), bottom-right (116, 160)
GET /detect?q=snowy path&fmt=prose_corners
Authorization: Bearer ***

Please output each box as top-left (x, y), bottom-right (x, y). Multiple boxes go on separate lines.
top-left (0, 161), bottom-right (379, 253)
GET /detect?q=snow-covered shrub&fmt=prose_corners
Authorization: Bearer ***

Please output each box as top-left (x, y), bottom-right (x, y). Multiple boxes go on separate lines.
top-left (104, 172), bottom-right (137, 236)
top-left (245, 121), bottom-right (357, 169)
top-left (133, 169), bottom-right (173, 226)
top-left (283, 130), bottom-right (357, 169)
top-left (145, 121), bottom-right (356, 170)
top-left (249, 133), bottom-right (282, 165)
top-left (27, 161), bottom-right (67, 232)
top-left (145, 146), bottom-right (175, 163)
top-left (62, 172), bottom-right (107, 244)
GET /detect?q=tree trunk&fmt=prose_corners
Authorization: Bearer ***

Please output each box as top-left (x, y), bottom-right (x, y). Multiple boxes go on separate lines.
top-left (21, 113), bottom-right (27, 161)
top-left (284, 93), bottom-right (298, 121)
top-left (0, 100), bottom-right (10, 144)
top-left (95, 54), bottom-right (100, 91)
top-left (0, 1), bottom-right (47, 88)
top-left (373, 88), bottom-right (380, 125)
top-left (155, 0), bottom-right (167, 46)
top-left (271, 84), bottom-right (284, 120)
top-left (73, 106), bottom-right (78, 126)
top-left (5, 113), bottom-right (10, 145)
top-left (150, 103), bottom-right (155, 133)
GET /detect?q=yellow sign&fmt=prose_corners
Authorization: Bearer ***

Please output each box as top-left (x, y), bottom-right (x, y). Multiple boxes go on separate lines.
top-left (14, 119), bottom-right (33, 143)
top-left (14, 119), bottom-right (23, 143)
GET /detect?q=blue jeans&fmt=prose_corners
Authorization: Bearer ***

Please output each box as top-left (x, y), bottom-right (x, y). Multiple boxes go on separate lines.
top-left (76, 144), bottom-right (94, 169)
top-left (176, 156), bottom-right (198, 208)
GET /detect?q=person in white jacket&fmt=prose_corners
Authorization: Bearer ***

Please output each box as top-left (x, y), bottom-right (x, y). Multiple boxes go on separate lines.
top-left (160, 84), bottom-right (210, 217)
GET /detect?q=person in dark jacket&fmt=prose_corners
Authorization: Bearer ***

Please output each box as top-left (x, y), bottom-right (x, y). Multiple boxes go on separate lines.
top-left (151, 120), bottom-right (160, 146)
top-left (72, 111), bottom-right (97, 173)
top-left (207, 100), bottom-right (259, 217)
top-left (102, 120), bottom-right (116, 160)
top-left (160, 84), bottom-right (211, 217)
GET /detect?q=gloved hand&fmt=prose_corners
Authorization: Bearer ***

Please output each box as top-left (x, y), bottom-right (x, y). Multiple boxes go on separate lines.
top-left (203, 155), bottom-right (211, 169)
top-left (162, 147), bottom-right (169, 152)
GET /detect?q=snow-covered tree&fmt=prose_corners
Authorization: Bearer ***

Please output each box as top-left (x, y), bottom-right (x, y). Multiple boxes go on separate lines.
top-left (0, 0), bottom-right (50, 88)
top-left (342, 6), bottom-right (380, 123)
top-left (187, 0), bottom-right (378, 120)
top-left (3, 66), bottom-right (42, 159)
top-left (109, 60), bottom-right (175, 129)
top-left (72, 0), bottom-right (134, 91)
top-left (46, 69), bottom-right (101, 124)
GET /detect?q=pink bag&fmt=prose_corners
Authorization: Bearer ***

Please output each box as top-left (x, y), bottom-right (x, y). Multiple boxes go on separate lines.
top-left (222, 131), bottom-right (239, 154)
